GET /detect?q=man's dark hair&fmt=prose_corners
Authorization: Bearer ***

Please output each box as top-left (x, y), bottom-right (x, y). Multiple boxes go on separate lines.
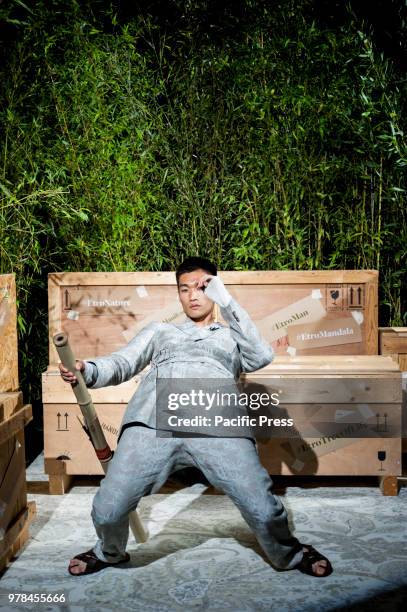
top-left (176, 256), bottom-right (217, 286)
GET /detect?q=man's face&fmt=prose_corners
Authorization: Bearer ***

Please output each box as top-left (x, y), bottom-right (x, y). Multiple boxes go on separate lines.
top-left (177, 268), bottom-right (214, 321)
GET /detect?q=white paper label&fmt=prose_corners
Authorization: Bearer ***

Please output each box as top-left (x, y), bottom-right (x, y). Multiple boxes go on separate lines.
top-left (334, 409), bottom-right (356, 422)
top-left (291, 459), bottom-right (305, 471)
top-left (357, 404), bottom-right (375, 419)
top-left (351, 310), bottom-right (364, 325)
top-left (136, 286), bottom-right (148, 298)
top-left (67, 310), bottom-right (79, 321)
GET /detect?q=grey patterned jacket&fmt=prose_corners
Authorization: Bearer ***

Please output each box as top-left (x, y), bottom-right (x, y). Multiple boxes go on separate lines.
top-left (82, 277), bottom-right (274, 441)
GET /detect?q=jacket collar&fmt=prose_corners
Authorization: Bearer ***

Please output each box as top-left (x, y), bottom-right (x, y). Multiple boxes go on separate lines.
top-left (174, 315), bottom-right (223, 336)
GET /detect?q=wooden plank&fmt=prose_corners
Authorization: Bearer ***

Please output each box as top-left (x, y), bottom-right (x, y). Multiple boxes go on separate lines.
top-left (242, 380), bottom-right (401, 403)
top-left (258, 437), bottom-right (401, 476)
top-left (379, 326), bottom-right (407, 336)
top-left (43, 357), bottom-right (401, 405)
top-left (48, 473), bottom-right (74, 495)
top-left (0, 501), bottom-right (36, 564)
top-left (48, 272), bottom-right (63, 369)
top-left (250, 355), bottom-right (400, 376)
top-left (42, 369), bottom-right (140, 404)
top-left (380, 332), bottom-right (407, 355)
top-left (44, 458), bottom-right (75, 494)
top-left (0, 392), bottom-right (23, 421)
top-left (379, 329), bottom-right (407, 452)
top-left (0, 274), bottom-right (18, 392)
top-left (379, 328), bottom-right (407, 374)
top-left (48, 270), bottom-right (379, 286)
top-left (0, 431), bottom-right (26, 532)
top-left (381, 338), bottom-right (407, 353)
top-left (253, 402), bottom-right (401, 434)
top-left (365, 276), bottom-right (378, 354)
top-left (0, 521), bottom-right (30, 570)
top-left (0, 427), bottom-right (29, 564)
top-left (0, 406), bottom-right (32, 445)
top-left (44, 457), bottom-right (69, 475)
top-left (221, 270), bottom-right (379, 284)
top-left (379, 475), bottom-right (399, 496)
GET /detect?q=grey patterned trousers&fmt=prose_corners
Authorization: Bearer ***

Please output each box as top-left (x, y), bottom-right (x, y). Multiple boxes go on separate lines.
top-left (91, 425), bottom-right (304, 570)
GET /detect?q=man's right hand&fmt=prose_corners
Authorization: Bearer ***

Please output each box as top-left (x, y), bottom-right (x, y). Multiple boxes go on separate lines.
top-left (59, 360), bottom-right (85, 384)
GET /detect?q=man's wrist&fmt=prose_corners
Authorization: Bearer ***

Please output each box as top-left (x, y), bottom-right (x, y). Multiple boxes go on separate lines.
top-left (82, 360), bottom-right (98, 387)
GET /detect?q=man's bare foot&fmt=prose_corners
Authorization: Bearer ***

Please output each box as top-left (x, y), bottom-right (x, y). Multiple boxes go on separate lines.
top-left (302, 546), bottom-right (328, 576)
top-left (295, 544), bottom-right (333, 577)
top-left (67, 549), bottom-right (130, 576)
top-left (68, 557), bottom-right (88, 575)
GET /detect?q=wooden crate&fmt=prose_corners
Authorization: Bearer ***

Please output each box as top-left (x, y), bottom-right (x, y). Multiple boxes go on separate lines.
top-left (48, 270), bottom-right (378, 363)
top-left (379, 327), bottom-right (407, 371)
top-left (245, 356), bottom-right (401, 491)
top-left (0, 274), bottom-right (18, 392)
top-left (42, 366), bottom-right (139, 492)
top-left (44, 403), bottom-right (126, 477)
top-left (379, 327), bottom-right (407, 452)
top-left (43, 356), bottom-right (402, 494)
top-left (45, 271), bottom-right (404, 495)
top-left (0, 405), bottom-right (36, 571)
top-left (0, 274), bottom-right (36, 569)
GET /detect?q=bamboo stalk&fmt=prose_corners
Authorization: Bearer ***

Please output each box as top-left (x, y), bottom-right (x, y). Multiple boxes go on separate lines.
top-left (52, 332), bottom-right (148, 544)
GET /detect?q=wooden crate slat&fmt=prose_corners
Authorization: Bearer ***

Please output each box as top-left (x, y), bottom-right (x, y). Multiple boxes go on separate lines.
top-left (0, 421), bottom-right (33, 569)
top-left (0, 405), bottom-right (33, 445)
top-left (0, 430), bottom-right (26, 533)
top-left (0, 274), bottom-right (18, 392)
top-left (0, 392), bottom-right (23, 421)
top-left (258, 437), bottom-right (401, 476)
top-left (0, 501), bottom-right (36, 569)
top-left (42, 369), bottom-right (140, 403)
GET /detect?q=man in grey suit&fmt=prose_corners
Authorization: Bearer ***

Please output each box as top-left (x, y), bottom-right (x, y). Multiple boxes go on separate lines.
top-left (60, 256), bottom-right (332, 577)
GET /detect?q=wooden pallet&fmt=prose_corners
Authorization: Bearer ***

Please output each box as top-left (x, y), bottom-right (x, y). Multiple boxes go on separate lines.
top-left (45, 457), bottom-right (402, 496)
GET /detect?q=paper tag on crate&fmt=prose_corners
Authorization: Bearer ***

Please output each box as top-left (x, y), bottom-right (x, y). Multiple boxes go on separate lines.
top-left (288, 316), bottom-right (362, 350)
top-left (256, 295), bottom-right (327, 343)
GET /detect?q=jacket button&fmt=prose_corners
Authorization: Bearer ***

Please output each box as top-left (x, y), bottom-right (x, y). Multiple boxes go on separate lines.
top-left (232, 311), bottom-right (240, 322)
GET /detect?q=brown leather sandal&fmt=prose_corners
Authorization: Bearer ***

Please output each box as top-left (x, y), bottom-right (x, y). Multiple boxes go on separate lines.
top-left (295, 544), bottom-right (333, 577)
top-left (68, 549), bottom-right (130, 576)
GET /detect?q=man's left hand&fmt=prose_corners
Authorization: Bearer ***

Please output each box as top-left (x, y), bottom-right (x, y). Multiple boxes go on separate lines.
top-left (195, 274), bottom-right (215, 291)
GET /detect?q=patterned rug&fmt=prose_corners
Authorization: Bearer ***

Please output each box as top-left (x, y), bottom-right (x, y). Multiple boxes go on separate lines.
top-left (0, 456), bottom-right (406, 611)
